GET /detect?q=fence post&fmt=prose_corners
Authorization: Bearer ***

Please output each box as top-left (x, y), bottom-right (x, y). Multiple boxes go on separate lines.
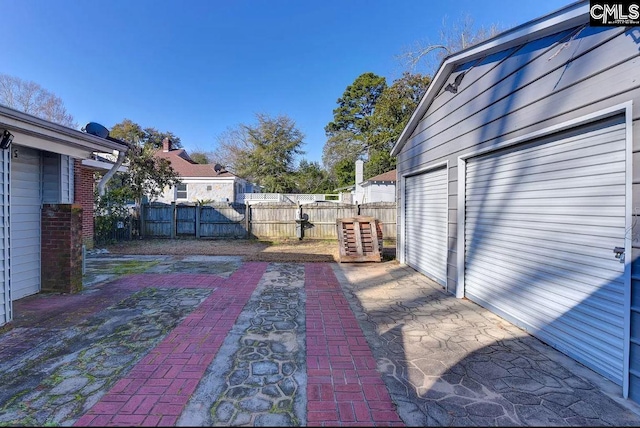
top-left (245, 201), bottom-right (251, 239)
top-left (127, 212), bottom-right (132, 240)
top-left (140, 204), bottom-right (146, 238)
top-left (171, 202), bottom-right (176, 239)
top-left (195, 204), bottom-right (201, 239)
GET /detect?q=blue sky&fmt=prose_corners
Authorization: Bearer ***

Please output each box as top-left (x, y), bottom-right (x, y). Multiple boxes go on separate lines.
top-left (2, 0), bottom-right (573, 166)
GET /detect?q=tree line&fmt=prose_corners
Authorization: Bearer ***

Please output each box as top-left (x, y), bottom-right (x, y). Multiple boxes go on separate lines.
top-left (0, 70), bottom-right (429, 196)
top-left (210, 71), bottom-right (429, 193)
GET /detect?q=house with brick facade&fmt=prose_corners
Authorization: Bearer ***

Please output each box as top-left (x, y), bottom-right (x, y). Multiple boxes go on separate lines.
top-left (75, 153), bottom-right (128, 249)
top-left (0, 105), bottom-right (128, 328)
top-left (153, 138), bottom-right (253, 204)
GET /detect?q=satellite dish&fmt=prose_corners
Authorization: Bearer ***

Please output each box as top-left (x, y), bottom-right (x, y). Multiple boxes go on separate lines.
top-left (214, 163), bottom-right (223, 173)
top-left (84, 122), bottom-right (109, 139)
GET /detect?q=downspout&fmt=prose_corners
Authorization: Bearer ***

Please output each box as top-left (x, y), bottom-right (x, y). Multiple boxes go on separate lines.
top-left (97, 148), bottom-right (127, 196)
top-left (82, 122), bottom-right (130, 196)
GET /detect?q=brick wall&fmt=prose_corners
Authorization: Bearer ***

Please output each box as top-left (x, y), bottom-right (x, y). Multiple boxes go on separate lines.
top-left (74, 160), bottom-right (95, 249)
top-left (41, 204), bottom-right (83, 294)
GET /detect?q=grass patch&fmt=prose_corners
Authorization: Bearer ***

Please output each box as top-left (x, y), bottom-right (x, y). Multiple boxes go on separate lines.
top-left (113, 260), bottom-right (159, 275)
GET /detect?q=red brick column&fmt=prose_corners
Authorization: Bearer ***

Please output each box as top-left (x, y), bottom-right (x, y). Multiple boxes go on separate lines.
top-left (41, 204), bottom-right (83, 294)
top-left (74, 160), bottom-right (95, 249)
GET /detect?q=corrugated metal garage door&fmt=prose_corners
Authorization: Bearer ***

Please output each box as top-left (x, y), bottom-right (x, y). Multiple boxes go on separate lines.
top-left (405, 167), bottom-right (448, 286)
top-left (10, 146), bottom-right (41, 300)
top-left (464, 116), bottom-right (627, 385)
top-left (0, 149), bottom-right (10, 326)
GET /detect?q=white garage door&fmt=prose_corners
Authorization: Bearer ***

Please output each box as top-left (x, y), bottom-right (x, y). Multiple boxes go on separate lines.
top-left (405, 167), bottom-right (448, 286)
top-left (464, 116), bottom-right (627, 385)
top-left (10, 146), bottom-right (41, 300)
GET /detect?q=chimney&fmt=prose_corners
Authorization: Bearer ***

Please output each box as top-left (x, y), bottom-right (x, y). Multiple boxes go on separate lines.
top-left (162, 137), bottom-right (171, 152)
top-left (355, 159), bottom-right (364, 204)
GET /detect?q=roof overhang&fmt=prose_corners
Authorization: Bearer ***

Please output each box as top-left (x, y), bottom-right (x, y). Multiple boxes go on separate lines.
top-left (0, 105), bottom-right (129, 158)
top-left (390, 0), bottom-right (589, 157)
top-left (81, 158), bottom-right (128, 172)
top-left (364, 180), bottom-right (396, 186)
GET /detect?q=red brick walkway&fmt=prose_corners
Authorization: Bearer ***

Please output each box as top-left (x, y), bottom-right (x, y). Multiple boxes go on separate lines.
top-left (73, 262), bottom-right (402, 426)
top-left (305, 263), bottom-right (403, 427)
top-left (74, 262), bottom-right (268, 427)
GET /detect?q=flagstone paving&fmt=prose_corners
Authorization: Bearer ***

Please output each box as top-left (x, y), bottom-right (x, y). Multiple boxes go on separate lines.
top-left (1, 255), bottom-right (640, 426)
top-left (178, 263), bottom-right (307, 427)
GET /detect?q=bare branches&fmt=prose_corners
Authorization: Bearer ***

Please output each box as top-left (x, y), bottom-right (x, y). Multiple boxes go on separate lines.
top-left (211, 125), bottom-right (252, 173)
top-left (397, 45), bottom-right (452, 74)
top-left (397, 13), bottom-right (506, 75)
top-left (0, 73), bottom-right (76, 127)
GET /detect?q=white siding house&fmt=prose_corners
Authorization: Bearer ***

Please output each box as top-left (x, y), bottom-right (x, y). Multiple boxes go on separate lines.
top-left (349, 160), bottom-right (397, 204)
top-left (391, 1), bottom-right (640, 404)
top-left (0, 106), bottom-right (128, 327)
top-left (361, 169), bottom-right (396, 203)
top-left (154, 139), bottom-right (250, 204)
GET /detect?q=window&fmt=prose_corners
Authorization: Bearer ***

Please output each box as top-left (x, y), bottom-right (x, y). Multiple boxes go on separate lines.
top-left (176, 183), bottom-right (187, 199)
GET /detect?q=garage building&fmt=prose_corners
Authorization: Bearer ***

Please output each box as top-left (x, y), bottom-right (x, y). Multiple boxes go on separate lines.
top-left (391, 1), bottom-right (640, 403)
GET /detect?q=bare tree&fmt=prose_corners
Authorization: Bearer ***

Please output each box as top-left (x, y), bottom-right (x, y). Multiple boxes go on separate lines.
top-left (321, 130), bottom-right (361, 174)
top-left (398, 14), bottom-right (505, 75)
top-left (187, 150), bottom-right (211, 164)
top-left (210, 125), bottom-right (253, 173)
top-left (0, 73), bottom-right (76, 127)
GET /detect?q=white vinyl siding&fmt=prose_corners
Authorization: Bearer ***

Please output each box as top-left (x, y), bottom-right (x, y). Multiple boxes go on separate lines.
top-left (42, 153), bottom-right (74, 204)
top-left (364, 182), bottom-right (396, 203)
top-left (405, 167), bottom-right (448, 286)
top-left (42, 151), bottom-right (58, 203)
top-left (10, 146), bottom-right (41, 300)
top-left (0, 149), bottom-right (10, 326)
top-left (464, 117), bottom-right (627, 385)
top-left (394, 15), bottom-right (640, 403)
top-left (61, 155), bottom-right (74, 204)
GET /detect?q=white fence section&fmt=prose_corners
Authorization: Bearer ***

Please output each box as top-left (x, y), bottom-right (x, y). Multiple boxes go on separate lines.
top-left (241, 193), bottom-right (347, 205)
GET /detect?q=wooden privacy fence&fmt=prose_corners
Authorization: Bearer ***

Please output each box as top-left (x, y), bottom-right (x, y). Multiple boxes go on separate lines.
top-left (141, 202), bottom-right (247, 239)
top-left (139, 201), bottom-right (397, 240)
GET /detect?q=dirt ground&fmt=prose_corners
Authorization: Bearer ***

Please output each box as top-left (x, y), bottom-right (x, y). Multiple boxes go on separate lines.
top-left (102, 238), bottom-right (397, 263)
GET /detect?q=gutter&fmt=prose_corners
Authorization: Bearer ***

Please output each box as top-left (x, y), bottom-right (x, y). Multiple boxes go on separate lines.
top-left (0, 106), bottom-right (131, 196)
top-left (0, 105), bottom-right (128, 153)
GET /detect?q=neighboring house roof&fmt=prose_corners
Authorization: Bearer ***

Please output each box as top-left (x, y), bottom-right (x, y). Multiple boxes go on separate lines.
top-left (391, 0), bottom-right (588, 156)
top-left (161, 148), bottom-right (195, 163)
top-left (154, 147), bottom-right (240, 179)
top-left (364, 169), bottom-right (396, 184)
top-left (335, 169), bottom-right (397, 192)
